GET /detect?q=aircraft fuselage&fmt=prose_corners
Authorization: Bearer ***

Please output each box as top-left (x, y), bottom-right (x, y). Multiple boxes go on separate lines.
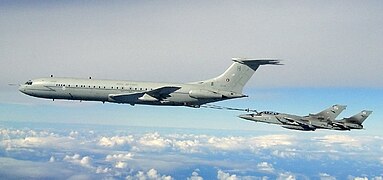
top-left (19, 77), bottom-right (244, 107)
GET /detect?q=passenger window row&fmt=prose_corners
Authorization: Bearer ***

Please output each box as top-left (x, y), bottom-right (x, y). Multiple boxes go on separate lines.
top-left (55, 84), bottom-right (153, 91)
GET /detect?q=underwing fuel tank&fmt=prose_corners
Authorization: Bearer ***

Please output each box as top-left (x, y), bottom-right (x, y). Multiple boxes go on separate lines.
top-left (189, 90), bottom-right (222, 99)
top-left (281, 125), bottom-right (315, 131)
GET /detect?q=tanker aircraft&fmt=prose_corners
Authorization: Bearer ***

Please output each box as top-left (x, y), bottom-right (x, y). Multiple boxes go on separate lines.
top-left (19, 58), bottom-right (281, 107)
top-left (238, 105), bottom-right (349, 131)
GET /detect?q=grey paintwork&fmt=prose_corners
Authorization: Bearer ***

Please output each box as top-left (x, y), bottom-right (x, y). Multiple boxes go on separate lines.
top-left (239, 105), bottom-right (349, 131)
top-left (19, 58), bottom-right (281, 107)
top-left (329, 110), bottom-right (373, 130)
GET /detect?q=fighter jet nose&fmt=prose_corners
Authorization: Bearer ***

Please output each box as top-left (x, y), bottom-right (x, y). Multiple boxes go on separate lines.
top-left (238, 114), bottom-right (252, 120)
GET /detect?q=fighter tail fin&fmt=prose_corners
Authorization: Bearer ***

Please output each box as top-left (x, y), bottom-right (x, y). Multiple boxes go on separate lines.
top-left (312, 104), bottom-right (347, 121)
top-left (341, 110), bottom-right (372, 124)
top-left (191, 58), bottom-right (281, 94)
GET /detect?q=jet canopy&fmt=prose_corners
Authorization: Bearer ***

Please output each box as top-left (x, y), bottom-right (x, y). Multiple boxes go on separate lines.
top-left (260, 111), bottom-right (279, 115)
top-left (24, 80), bottom-right (33, 85)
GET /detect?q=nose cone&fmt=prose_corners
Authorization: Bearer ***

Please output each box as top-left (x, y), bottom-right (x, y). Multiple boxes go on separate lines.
top-left (18, 85), bottom-right (27, 94)
top-left (238, 114), bottom-right (254, 120)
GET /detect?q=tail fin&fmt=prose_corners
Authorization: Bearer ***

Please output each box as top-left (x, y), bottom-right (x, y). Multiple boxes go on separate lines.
top-left (191, 58), bottom-right (281, 94)
top-left (311, 104), bottom-right (347, 120)
top-left (341, 110), bottom-right (372, 124)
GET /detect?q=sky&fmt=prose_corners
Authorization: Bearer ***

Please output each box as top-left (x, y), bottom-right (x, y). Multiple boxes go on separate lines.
top-left (0, 1), bottom-right (383, 179)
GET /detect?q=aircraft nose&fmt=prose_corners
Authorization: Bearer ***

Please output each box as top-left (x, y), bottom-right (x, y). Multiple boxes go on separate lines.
top-left (18, 85), bottom-right (27, 94)
top-left (238, 114), bottom-right (253, 120)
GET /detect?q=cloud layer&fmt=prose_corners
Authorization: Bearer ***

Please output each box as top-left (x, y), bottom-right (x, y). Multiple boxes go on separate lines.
top-left (1, 124), bottom-right (382, 179)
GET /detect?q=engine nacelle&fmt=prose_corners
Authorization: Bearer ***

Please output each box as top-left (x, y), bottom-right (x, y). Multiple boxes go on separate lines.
top-left (189, 90), bottom-right (222, 99)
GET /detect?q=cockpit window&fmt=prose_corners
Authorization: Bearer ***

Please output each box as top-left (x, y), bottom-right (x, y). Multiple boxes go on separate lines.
top-left (25, 80), bottom-right (33, 85)
top-left (261, 111), bottom-right (279, 115)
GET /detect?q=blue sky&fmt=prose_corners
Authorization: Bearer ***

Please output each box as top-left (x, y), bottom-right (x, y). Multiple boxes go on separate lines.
top-left (1, 1), bottom-right (383, 179)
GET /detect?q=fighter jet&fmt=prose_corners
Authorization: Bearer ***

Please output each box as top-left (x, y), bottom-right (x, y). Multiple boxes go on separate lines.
top-left (329, 110), bottom-right (372, 130)
top-left (238, 105), bottom-right (347, 131)
top-left (18, 58), bottom-right (281, 107)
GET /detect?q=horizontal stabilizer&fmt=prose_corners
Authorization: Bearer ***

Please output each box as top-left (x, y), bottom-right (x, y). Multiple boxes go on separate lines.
top-left (232, 58), bottom-right (282, 70)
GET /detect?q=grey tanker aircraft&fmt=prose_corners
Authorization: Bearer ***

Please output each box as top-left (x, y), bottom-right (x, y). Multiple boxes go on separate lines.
top-left (19, 58), bottom-right (281, 107)
top-left (239, 105), bottom-right (372, 131)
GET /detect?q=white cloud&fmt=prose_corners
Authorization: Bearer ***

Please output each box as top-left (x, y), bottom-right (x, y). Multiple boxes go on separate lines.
top-left (353, 177), bottom-right (368, 180)
top-left (314, 135), bottom-right (361, 148)
top-left (217, 170), bottom-right (238, 180)
top-left (98, 135), bottom-right (134, 147)
top-left (187, 170), bottom-right (203, 180)
top-left (277, 172), bottom-right (296, 180)
top-left (115, 161), bottom-right (128, 169)
top-left (96, 167), bottom-right (111, 174)
top-left (271, 149), bottom-right (296, 158)
top-left (256, 162), bottom-right (274, 173)
top-left (319, 173), bottom-right (336, 180)
top-left (173, 139), bottom-right (200, 153)
top-left (63, 154), bottom-right (92, 168)
top-left (49, 156), bottom-right (55, 163)
top-left (137, 132), bottom-right (172, 150)
top-left (126, 169), bottom-right (173, 180)
top-left (105, 153), bottom-right (134, 161)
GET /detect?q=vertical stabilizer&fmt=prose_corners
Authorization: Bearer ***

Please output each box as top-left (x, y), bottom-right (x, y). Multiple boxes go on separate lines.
top-left (341, 110), bottom-right (372, 124)
top-left (192, 58), bottom-right (281, 94)
top-left (312, 104), bottom-right (347, 120)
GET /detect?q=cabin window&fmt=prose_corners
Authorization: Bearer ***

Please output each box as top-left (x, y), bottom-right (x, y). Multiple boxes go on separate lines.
top-left (93, 86), bottom-right (96, 88)
top-left (99, 86), bottom-right (101, 88)
top-left (111, 87), bottom-right (113, 89)
top-left (116, 87), bottom-right (119, 89)
top-left (135, 88), bottom-right (137, 90)
top-left (122, 87), bottom-right (124, 89)
top-left (140, 88), bottom-right (142, 91)
top-left (76, 85), bottom-right (78, 87)
top-left (104, 86), bottom-right (106, 89)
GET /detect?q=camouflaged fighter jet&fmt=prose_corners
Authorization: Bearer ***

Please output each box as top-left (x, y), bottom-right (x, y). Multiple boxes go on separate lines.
top-left (238, 105), bottom-right (347, 131)
top-left (19, 58), bottom-right (281, 107)
top-left (329, 110), bottom-right (372, 130)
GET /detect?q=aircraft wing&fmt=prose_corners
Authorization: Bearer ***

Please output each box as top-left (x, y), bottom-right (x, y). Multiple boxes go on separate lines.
top-left (109, 86), bottom-right (181, 102)
top-left (283, 117), bottom-right (316, 130)
top-left (146, 86), bottom-right (181, 99)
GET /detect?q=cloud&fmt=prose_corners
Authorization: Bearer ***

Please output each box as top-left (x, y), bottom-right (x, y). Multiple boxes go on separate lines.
top-left (187, 169), bottom-right (203, 180)
top-left (115, 161), bottom-right (128, 169)
top-left (217, 170), bottom-right (238, 180)
top-left (319, 173), bottom-right (336, 180)
top-left (49, 156), bottom-right (55, 162)
top-left (137, 132), bottom-right (172, 150)
top-left (314, 135), bottom-right (361, 148)
top-left (98, 135), bottom-right (134, 147)
top-left (1, 126), bottom-right (383, 179)
top-left (256, 162), bottom-right (275, 173)
top-left (63, 154), bottom-right (92, 168)
top-left (277, 172), bottom-right (296, 180)
top-left (271, 149), bottom-right (296, 158)
top-left (105, 153), bottom-right (134, 161)
top-left (125, 169), bottom-right (173, 180)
